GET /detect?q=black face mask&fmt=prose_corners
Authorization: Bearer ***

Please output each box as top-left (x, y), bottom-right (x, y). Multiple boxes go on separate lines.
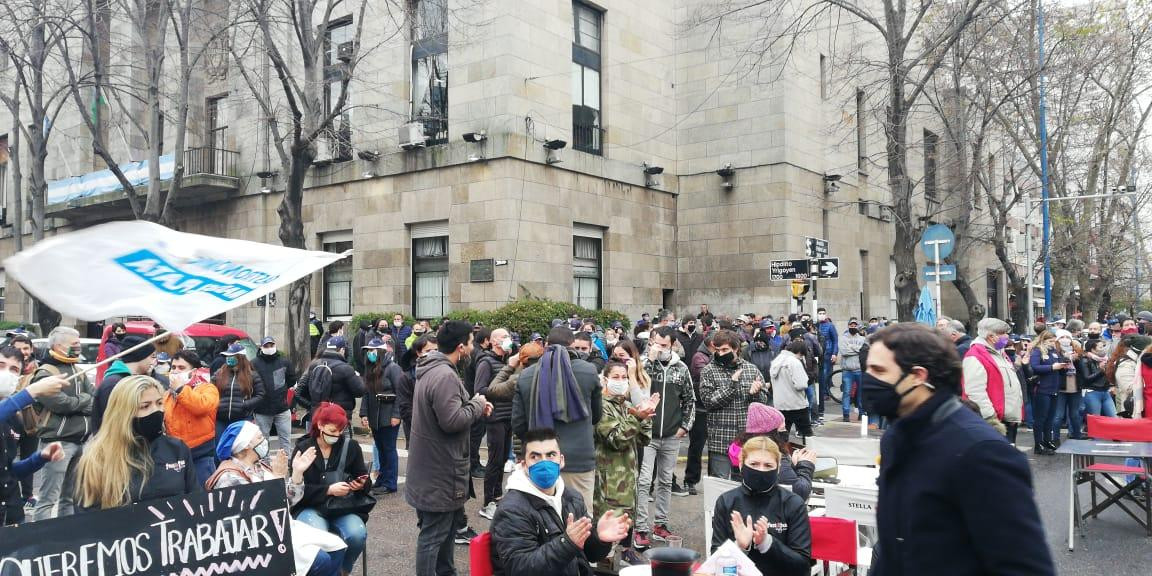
top-left (849, 328), bottom-right (860, 335)
top-left (741, 466), bottom-right (779, 494)
top-left (860, 371), bottom-right (920, 419)
top-left (1087, 332), bottom-right (1100, 339)
top-left (715, 352), bottom-right (735, 367)
top-left (133, 410), bottom-right (165, 442)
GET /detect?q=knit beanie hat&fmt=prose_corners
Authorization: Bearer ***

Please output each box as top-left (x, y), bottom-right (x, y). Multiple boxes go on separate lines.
top-left (216, 421), bottom-right (260, 462)
top-left (745, 402), bottom-right (785, 434)
top-left (120, 336), bottom-right (156, 364)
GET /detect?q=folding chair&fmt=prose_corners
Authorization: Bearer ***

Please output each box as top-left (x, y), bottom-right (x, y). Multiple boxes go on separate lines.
top-left (1078, 415), bottom-right (1152, 536)
top-left (809, 516), bottom-right (859, 576)
top-left (470, 532), bottom-right (495, 576)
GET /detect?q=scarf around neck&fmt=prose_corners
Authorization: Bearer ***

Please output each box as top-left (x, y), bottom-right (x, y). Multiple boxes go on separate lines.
top-left (49, 349), bottom-right (80, 364)
top-left (529, 345), bottom-right (589, 429)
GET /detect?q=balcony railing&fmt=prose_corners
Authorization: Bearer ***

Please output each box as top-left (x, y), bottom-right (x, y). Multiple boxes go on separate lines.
top-left (573, 122), bottom-right (604, 156)
top-left (184, 147), bottom-right (239, 177)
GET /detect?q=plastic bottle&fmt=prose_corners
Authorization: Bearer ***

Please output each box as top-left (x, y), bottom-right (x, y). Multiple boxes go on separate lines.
top-left (716, 548), bottom-right (739, 575)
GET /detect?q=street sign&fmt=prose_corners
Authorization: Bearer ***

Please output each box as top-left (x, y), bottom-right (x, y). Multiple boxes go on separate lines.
top-left (810, 257), bottom-right (840, 279)
top-left (923, 264), bottom-right (957, 282)
top-left (805, 237), bottom-right (829, 259)
top-left (920, 224), bottom-right (955, 260)
top-left (770, 259), bottom-right (810, 280)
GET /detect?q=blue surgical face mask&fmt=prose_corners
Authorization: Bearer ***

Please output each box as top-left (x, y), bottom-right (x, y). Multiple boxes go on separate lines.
top-left (367, 351), bottom-right (379, 363)
top-left (225, 356), bottom-right (239, 367)
top-left (528, 460), bottom-right (561, 490)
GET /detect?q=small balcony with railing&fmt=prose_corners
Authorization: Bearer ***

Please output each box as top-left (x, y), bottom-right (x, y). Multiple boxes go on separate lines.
top-left (573, 121), bottom-right (604, 156)
top-left (46, 147), bottom-right (241, 224)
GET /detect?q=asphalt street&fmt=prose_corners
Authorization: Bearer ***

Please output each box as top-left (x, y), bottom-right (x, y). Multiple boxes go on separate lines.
top-left (341, 417), bottom-right (1152, 575)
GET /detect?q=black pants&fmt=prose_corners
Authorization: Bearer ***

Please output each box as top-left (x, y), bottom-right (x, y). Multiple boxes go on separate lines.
top-left (1005, 422), bottom-right (1019, 445)
top-left (684, 413), bottom-right (708, 486)
top-left (469, 416), bottom-right (486, 472)
top-left (19, 432), bottom-right (38, 499)
top-left (416, 508), bottom-right (458, 576)
top-left (484, 420), bottom-right (512, 505)
top-left (782, 408), bottom-right (814, 438)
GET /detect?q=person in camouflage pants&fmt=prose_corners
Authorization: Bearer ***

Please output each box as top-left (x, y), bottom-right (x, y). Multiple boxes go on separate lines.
top-left (594, 361), bottom-right (657, 566)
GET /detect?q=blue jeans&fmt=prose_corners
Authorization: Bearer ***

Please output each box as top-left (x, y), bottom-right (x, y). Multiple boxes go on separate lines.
top-left (1082, 390), bottom-right (1117, 418)
top-left (841, 370), bottom-right (861, 417)
top-left (1052, 392), bottom-right (1084, 440)
top-left (1032, 392), bottom-right (1057, 448)
top-left (371, 424), bottom-right (400, 491)
top-left (1022, 386), bottom-right (1034, 428)
top-left (307, 549), bottom-right (346, 576)
top-left (807, 383), bottom-right (818, 421)
top-left (192, 455), bottom-right (216, 488)
top-left (296, 509), bottom-right (366, 573)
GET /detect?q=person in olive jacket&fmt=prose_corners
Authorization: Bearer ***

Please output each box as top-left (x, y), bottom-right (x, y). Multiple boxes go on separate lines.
top-left (406, 322), bottom-right (492, 576)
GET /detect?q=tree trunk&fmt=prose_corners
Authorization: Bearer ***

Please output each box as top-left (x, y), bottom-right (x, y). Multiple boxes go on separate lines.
top-left (9, 91), bottom-right (23, 253)
top-left (279, 149), bottom-right (313, 374)
top-left (951, 268), bottom-right (987, 329)
top-left (888, 102), bottom-right (919, 321)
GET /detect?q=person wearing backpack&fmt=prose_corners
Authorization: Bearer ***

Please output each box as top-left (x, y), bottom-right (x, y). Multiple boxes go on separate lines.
top-left (28, 327), bottom-right (95, 522)
top-left (213, 344), bottom-right (266, 443)
top-left (299, 337), bottom-right (365, 425)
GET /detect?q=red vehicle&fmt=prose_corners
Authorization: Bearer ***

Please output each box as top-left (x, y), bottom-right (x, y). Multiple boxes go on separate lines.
top-left (95, 320), bottom-right (255, 383)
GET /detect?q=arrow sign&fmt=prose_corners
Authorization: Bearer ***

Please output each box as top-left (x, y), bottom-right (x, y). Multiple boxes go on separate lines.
top-left (770, 259), bottom-right (810, 281)
top-left (805, 237), bottom-right (829, 259)
top-left (811, 257), bottom-right (840, 279)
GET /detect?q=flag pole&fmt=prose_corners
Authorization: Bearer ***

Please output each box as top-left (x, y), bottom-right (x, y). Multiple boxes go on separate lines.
top-left (59, 331), bottom-right (173, 384)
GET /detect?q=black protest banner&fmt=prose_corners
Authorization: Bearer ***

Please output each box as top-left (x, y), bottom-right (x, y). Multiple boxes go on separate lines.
top-left (0, 480), bottom-right (294, 576)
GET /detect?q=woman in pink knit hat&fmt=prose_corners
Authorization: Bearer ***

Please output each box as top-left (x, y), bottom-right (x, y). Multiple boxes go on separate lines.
top-left (727, 403), bottom-right (818, 502)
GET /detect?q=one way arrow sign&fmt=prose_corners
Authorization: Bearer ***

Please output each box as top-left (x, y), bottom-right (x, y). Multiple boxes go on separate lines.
top-left (810, 257), bottom-right (840, 279)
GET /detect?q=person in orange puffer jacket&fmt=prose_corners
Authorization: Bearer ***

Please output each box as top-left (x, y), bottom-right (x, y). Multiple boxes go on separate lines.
top-left (163, 350), bottom-right (219, 487)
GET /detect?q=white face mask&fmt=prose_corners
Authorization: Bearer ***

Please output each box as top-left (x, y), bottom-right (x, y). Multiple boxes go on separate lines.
top-left (253, 438), bottom-right (270, 459)
top-left (322, 433), bottom-right (342, 445)
top-left (394, 321), bottom-right (404, 327)
top-left (0, 370), bottom-right (18, 398)
top-left (263, 347), bottom-right (278, 356)
top-left (1059, 338), bottom-right (1073, 349)
top-left (606, 378), bottom-right (630, 397)
top-left (154, 364), bottom-right (171, 375)
top-left (500, 339), bottom-right (514, 352)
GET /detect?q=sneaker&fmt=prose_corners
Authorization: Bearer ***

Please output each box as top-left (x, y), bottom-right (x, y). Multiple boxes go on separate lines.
top-left (478, 502), bottom-right (498, 520)
top-left (670, 483), bottom-right (690, 497)
top-left (621, 548), bottom-right (648, 566)
top-left (651, 525), bottom-right (675, 542)
top-left (633, 531), bottom-right (652, 549)
top-left (504, 460), bottom-right (515, 473)
top-left (370, 486), bottom-right (395, 496)
top-left (842, 415), bottom-right (851, 422)
top-left (686, 483), bottom-right (698, 496)
top-left (455, 526), bottom-right (479, 545)
top-left (23, 497), bottom-right (37, 510)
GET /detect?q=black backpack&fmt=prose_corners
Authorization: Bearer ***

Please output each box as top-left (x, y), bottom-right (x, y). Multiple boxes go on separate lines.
top-left (298, 360), bottom-right (334, 409)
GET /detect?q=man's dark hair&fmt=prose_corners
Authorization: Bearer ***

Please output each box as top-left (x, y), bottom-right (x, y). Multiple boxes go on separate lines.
top-left (110, 322), bottom-right (127, 332)
top-left (650, 326), bottom-right (677, 343)
top-left (475, 327), bottom-right (493, 349)
top-left (711, 329), bottom-right (742, 350)
top-left (9, 334), bottom-right (32, 347)
top-left (786, 340), bottom-right (808, 355)
top-left (0, 346), bottom-right (24, 369)
top-left (717, 315), bottom-right (735, 331)
top-left (573, 332), bottom-right (593, 344)
top-left (872, 323), bottom-right (962, 393)
top-left (327, 320), bottom-right (345, 335)
top-left (547, 326), bottom-right (575, 346)
top-left (817, 307), bottom-right (827, 314)
top-left (519, 428), bottom-right (560, 458)
top-left (437, 321), bottom-right (474, 354)
top-left (172, 350), bottom-right (203, 368)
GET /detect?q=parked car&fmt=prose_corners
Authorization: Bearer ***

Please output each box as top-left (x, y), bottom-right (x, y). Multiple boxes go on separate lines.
top-left (95, 320), bottom-right (255, 382)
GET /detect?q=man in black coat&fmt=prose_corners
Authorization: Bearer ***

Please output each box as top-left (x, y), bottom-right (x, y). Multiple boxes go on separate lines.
top-left (251, 336), bottom-right (297, 454)
top-left (862, 324), bottom-right (1055, 576)
top-left (298, 336), bottom-right (365, 423)
top-left (490, 428), bottom-right (630, 576)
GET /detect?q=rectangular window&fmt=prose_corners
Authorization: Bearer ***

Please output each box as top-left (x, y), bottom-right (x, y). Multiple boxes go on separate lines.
top-left (323, 19), bottom-right (354, 162)
top-left (0, 135), bottom-right (8, 215)
top-left (820, 54), bottom-right (827, 101)
top-left (856, 89), bottom-right (867, 173)
top-left (924, 129), bottom-right (939, 201)
top-left (413, 236), bottom-right (449, 319)
top-left (206, 95), bottom-right (227, 150)
top-left (323, 239), bottom-right (353, 318)
top-left (859, 250), bottom-right (870, 319)
top-left (411, 1), bottom-right (448, 145)
top-left (573, 234), bottom-right (601, 309)
top-left (986, 269), bottom-right (1001, 319)
top-left (572, 2), bottom-right (602, 155)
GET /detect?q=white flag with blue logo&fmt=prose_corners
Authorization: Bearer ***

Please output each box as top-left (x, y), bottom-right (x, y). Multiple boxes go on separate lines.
top-left (4, 221), bottom-right (351, 331)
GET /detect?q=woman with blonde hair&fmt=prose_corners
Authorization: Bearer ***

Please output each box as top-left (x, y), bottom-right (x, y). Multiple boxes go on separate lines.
top-left (75, 375), bottom-right (199, 511)
top-left (1029, 331), bottom-right (1069, 455)
top-left (609, 340), bottom-right (652, 405)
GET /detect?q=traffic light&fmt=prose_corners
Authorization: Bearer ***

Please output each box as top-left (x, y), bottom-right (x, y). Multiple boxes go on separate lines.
top-left (256, 296), bottom-right (267, 307)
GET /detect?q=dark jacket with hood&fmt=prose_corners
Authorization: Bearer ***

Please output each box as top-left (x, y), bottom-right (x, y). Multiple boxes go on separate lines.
top-left (252, 352), bottom-right (295, 415)
top-left (512, 350), bottom-right (603, 473)
top-left (711, 481), bottom-right (812, 576)
top-left (954, 334), bottom-right (974, 359)
top-left (871, 392), bottom-right (1055, 576)
top-left (405, 351), bottom-right (486, 512)
top-left (292, 434), bottom-right (370, 520)
top-left (1, 391), bottom-right (49, 525)
top-left (474, 349), bottom-right (512, 422)
top-left (490, 469), bottom-right (613, 576)
top-left (360, 354), bottom-right (406, 430)
top-left (92, 359), bottom-right (135, 433)
top-left (299, 351), bottom-right (366, 415)
top-left (675, 329), bottom-right (705, 368)
top-left (214, 368), bottom-right (266, 425)
top-left (642, 353), bottom-right (696, 439)
top-left (1074, 353), bottom-right (1109, 391)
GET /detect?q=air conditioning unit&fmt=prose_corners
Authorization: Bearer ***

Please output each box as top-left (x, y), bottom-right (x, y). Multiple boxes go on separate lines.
top-left (399, 122), bottom-right (427, 150)
top-left (879, 208), bottom-right (892, 222)
top-left (313, 132), bottom-right (335, 165)
top-left (337, 41), bottom-right (357, 63)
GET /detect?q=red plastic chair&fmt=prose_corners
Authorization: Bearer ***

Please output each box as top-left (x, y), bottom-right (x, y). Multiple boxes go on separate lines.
top-left (810, 516), bottom-right (858, 575)
top-left (470, 532), bottom-right (494, 576)
top-left (1079, 415), bottom-right (1151, 535)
